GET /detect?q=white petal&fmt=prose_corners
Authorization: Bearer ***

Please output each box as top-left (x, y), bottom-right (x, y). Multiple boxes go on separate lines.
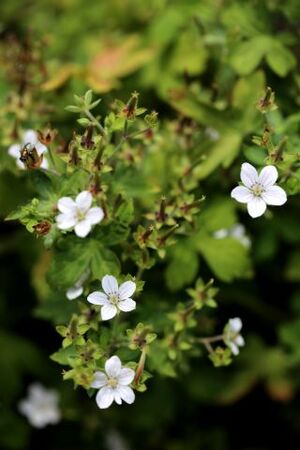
top-left (240, 163), bottom-right (258, 188)
top-left (213, 229), bottom-right (228, 239)
top-left (76, 191), bottom-right (92, 212)
top-left (101, 304), bottom-right (117, 321)
top-left (247, 197), bottom-right (267, 218)
top-left (40, 156), bottom-right (49, 169)
top-left (262, 186), bottom-right (287, 206)
top-left (235, 335), bottom-right (245, 347)
top-left (23, 129), bottom-right (38, 145)
top-left (231, 186), bottom-right (253, 204)
top-left (96, 387), bottom-right (114, 409)
top-left (8, 144), bottom-right (21, 158)
top-left (258, 165), bottom-right (278, 187)
top-left (114, 391), bottom-right (122, 405)
top-left (66, 286), bottom-right (83, 300)
top-left (86, 207), bottom-right (104, 225)
top-left (102, 275), bottom-right (118, 295)
top-left (16, 159), bottom-right (25, 169)
top-left (91, 371), bottom-right (107, 389)
top-left (229, 342), bottom-right (239, 355)
top-left (105, 356), bottom-right (122, 378)
top-left (56, 213), bottom-right (77, 230)
top-left (57, 197), bottom-right (76, 214)
top-left (87, 291), bottom-right (109, 306)
top-left (35, 142), bottom-right (48, 155)
top-left (74, 220), bottom-right (92, 238)
top-left (230, 224), bottom-right (245, 239)
top-left (229, 318), bottom-right (242, 333)
top-left (118, 298), bottom-right (136, 312)
top-left (117, 386), bottom-right (135, 405)
top-left (118, 368), bottom-right (135, 385)
top-left (118, 281), bottom-right (136, 300)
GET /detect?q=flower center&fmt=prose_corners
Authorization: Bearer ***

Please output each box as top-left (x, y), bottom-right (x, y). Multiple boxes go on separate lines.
top-left (107, 378), bottom-right (118, 388)
top-left (76, 208), bottom-right (86, 221)
top-left (109, 294), bottom-right (120, 305)
top-left (251, 183), bottom-right (264, 197)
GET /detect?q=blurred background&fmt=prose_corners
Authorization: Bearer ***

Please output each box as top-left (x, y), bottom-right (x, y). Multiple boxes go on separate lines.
top-left (1, 0), bottom-right (300, 449)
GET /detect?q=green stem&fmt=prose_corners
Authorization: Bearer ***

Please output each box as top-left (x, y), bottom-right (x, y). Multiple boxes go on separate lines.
top-left (84, 109), bottom-right (107, 138)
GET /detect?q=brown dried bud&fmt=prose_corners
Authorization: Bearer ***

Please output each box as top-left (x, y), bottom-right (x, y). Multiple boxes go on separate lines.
top-left (33, 221), bottom-right (51, 236)
top-left (122, 91), bottom-right (139, 119)
top-left (81, 126), bottom-right (95, 149)
top-left (37, 126), bottom-right (57, 145)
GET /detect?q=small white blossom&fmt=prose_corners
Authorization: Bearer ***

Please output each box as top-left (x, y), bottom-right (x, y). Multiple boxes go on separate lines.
top-left (87, 275), bottom-right (136, 321)
top-left (56, 190), bottom-right (104, 238)
top-left (91, 355), bottom-right (135, 409)
top-left (8, 129), bottom-right (48, 169)
top-left (214, 224), bottom-right (251, 248)
top-left (205, 127), bottom-right (220, 141)
top-left (18, 383), bottom-right (61, 428)
top-left (231, 163), bottom-right (287, 218)
top-left (224, 317), bottom-right (245, 355)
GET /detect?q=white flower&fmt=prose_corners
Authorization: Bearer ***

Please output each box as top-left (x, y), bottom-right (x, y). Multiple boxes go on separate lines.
top-left (91, 355), bottom-right (135, 409)
top-left (18, 383), bottom-right (61, 428)
top-left (214, 224), bottom-right (251, 248)
top-left (231, 163), bottom-right (287, 218)
top-left (87, 275), bottom-right (136, 321)
top-left (56, 190), bottom-right (104, 238)
top-left (205, 127), bottom-right (220, 141)
top-left (8, 129), bottom-right (48, 169)
top-left (66, 270), bottom-right (90, 300)
top-left (224, 317), bottom-right (245, 355)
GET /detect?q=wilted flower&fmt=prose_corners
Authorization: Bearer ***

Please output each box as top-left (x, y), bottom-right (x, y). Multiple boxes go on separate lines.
top-left (18, 383), bottom-right (61, 428)
top-left (87, 275), bottom-right (136, 321)
top-left (231, 163), bottom-right (287, 218)
top-left (8, 129), bottom-right (48, 169)
top-left (214, 224), bottom-right (251, 248)
top-left (91, 355), bottom-right (135, 409)
top-left (56, 190), bottom-right (104, 238)
top-left (66, 270), bottom-right (90, 300)
top-left (223, 317), bottom-right (245, 355)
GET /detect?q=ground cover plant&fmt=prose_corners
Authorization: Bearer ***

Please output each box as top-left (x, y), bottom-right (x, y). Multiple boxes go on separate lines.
top-left (2, 1), bottom-right (300, 449)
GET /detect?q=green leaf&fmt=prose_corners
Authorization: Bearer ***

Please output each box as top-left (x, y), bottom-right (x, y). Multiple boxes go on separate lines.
top-left (165, 239), bottom-right (199, 291)
top-left (198, 199), bottom-right (238, 233)
top-left (196, 236), bottom-right (252, 282)
top-left (266, 42), bottom-right (296, 77)
top-left (51, 346), bottom-right (77, 365)
top-left (47, 236), bottom-right (120, 290)
top-left (194, 131), bottom-right (242, 180)
top-left (90, 245), bottom-right (120, 280)
top-left (230, 36), bottom-right (271, 75)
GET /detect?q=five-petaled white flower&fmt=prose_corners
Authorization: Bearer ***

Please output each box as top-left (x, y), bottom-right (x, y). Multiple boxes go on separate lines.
top-left (214, 224), bottom-right (251, 248)
top-left (87, 275), bottom-right (136, 321)
top-left (56, 190), bottom-right (104, 238)
top-left (8, 129), bottom-right (48, 169)
top-left (223, 317), bottom-right (245, 355)
top-left (231, 163), bottom-right (287, 218)
top-left (91, 355), bottom-right (135, 409)
top-left (18, 383), bottom-right (61, 428)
